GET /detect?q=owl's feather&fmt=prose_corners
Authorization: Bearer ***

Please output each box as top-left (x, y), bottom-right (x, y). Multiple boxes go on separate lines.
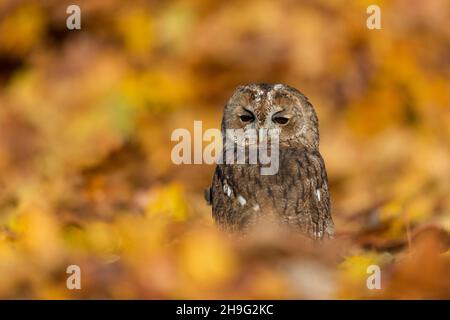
top-left (207, 83), bottom-right (334, 239)
top-left (209, 148), bottom-right (334, 239)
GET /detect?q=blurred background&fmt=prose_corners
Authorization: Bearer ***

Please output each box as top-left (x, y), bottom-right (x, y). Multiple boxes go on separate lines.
top-left (0, 0), bottom-right (449, 299)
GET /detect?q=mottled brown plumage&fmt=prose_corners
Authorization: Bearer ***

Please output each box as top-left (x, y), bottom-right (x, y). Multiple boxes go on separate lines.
top-left (206, 84), bottom-right (334, 239)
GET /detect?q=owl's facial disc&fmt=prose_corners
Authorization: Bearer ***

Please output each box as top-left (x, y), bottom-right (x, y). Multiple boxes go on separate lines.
top-left (223, 84), bottom-right (319, 150)
top-left (271, 110), bottom-right (290, 126)
top-left (267, 101), bottom-right (307, 146)
top-left (239, 108), bottom-right (255, 124)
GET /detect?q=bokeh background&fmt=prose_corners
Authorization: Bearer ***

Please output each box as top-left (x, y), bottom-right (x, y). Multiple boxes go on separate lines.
top-left (0, 0), bottom-right (449, 299)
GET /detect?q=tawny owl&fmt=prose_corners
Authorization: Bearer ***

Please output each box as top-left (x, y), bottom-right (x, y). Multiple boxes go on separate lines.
top-left (205, 84), bottom-right (334, 239)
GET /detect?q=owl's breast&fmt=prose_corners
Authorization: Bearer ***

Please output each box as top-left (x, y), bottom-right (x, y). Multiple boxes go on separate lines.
top-left (211, 147), bottom-right (328, 233)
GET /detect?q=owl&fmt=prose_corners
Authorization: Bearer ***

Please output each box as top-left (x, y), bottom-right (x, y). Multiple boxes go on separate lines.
top-left (205, 84), bottom-right (334, 239)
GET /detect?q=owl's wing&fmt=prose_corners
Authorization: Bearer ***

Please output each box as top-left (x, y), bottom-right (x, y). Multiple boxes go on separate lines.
top-left (204, 187), bottom-right (212, 205)
top-left (301, 151), bottom-right (335, 239)
top-left (207, 150), bottom-right (335, 238)
top-left (208, 164), bottom-right (259, 231)
top-left (209, 165), bottom-right (235, 228)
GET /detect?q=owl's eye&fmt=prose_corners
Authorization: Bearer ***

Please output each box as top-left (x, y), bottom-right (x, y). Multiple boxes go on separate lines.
top-left (272, 115), bottom-right (289, 125)
top-left (239, 113), bottom-right (255, 123)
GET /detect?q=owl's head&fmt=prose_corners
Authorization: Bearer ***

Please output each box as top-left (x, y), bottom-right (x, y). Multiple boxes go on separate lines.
top-left (222, 84), bottom-right (320, 149)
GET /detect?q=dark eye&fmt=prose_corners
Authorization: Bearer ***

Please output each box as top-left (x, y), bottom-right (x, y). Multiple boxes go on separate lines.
top-left (272, 116), bottom-right (289, 125)
top-left (240, 113), bottom-right (255, 123)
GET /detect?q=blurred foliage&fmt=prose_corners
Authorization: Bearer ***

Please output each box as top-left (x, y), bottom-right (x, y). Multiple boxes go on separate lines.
top-left (0, 0), bottom-right (449, 299)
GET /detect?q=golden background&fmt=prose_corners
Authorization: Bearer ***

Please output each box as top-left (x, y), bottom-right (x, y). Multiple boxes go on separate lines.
top-left (0, 0), bottom-right (449, 298)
